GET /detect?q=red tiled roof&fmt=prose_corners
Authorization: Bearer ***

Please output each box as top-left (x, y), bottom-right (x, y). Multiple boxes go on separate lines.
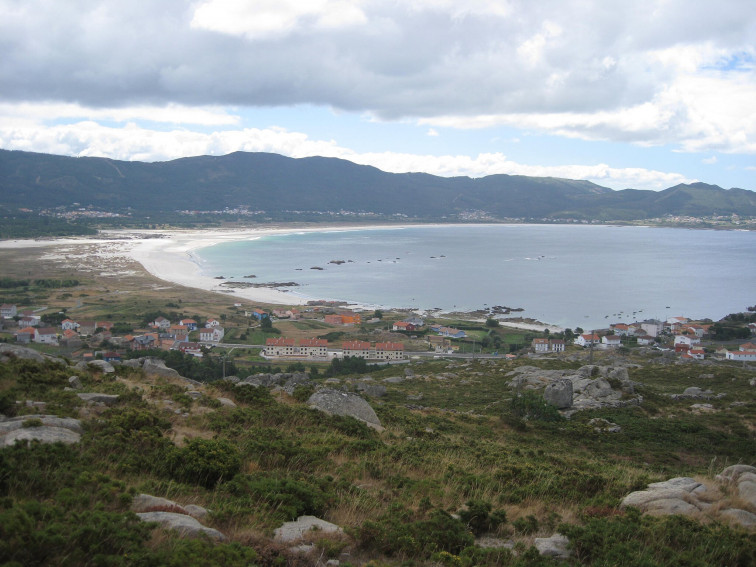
top-left (376, 342), bottom-right (404, 350)
top-left (343, 341), bottom-right (371, 350)
top-left (300, 338), bottom-right (328, 347)
top-left (266, 337), bottom-right (295, 346)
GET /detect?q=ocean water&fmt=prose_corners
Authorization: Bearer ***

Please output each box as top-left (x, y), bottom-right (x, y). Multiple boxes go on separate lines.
top-left (194, 224), bottom-right (756, 329)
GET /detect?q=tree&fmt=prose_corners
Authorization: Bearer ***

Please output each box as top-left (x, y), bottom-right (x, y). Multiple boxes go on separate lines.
top-left (373, 309), bottom-right (383, 319)
top-left (260, 316), bottom-right (273, 330)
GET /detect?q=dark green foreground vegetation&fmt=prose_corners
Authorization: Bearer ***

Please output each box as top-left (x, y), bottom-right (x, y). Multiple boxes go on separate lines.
top-left (1, 350), bottom-right (755, 566)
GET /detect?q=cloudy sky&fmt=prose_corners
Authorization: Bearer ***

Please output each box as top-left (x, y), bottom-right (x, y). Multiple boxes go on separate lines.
top-left (1, 0), bottom-right (755, 191)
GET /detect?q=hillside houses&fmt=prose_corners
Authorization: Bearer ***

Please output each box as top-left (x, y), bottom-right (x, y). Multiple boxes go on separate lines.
top-left (575, 333), bottom-right (600, 347)
top-left (264, 338), bottom-right (329, 358)
top-left (325, 313), bottom-right (362, 326)
top-left (1, 304), bottom-right (17, 319)
top-left (531, 338), bottom-right (565, 353)
top-left (262, 337), bottom-right (405, 361)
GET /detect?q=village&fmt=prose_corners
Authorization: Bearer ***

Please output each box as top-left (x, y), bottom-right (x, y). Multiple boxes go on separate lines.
top-left (2, 299), bottom-right (756, 367)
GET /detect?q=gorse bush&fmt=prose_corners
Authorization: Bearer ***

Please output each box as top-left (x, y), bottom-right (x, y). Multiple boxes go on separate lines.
top-left (166, 438), bottom-right (242, 489)
top-left (459, 499), bottom-right (507, 536)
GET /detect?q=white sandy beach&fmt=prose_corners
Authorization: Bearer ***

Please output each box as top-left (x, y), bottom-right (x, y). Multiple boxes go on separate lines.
top-left (0, 225), bottom-right (563, 331)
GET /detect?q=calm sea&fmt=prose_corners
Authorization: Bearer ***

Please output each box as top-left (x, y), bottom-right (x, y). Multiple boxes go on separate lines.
top-left (194, 224), bottom-right (756, 329)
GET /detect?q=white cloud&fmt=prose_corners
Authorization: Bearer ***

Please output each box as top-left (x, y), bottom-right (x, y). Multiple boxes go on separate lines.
top-left (702, 156), bottom-right (718, 164)
top-left (191, 0), bottom-right (367, 39)
top-left (426, 128), bottom-right (439, 137)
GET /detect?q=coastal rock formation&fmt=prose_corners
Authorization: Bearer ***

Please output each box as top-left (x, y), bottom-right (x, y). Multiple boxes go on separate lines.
top-left (621, 466), bottom-right (756, 528)
top-left (307, 389), bottom-right (382, 430)
top-left (0, 414), bottom-right (83, 446)
top-left (274, 515), bottom-right (343, 542)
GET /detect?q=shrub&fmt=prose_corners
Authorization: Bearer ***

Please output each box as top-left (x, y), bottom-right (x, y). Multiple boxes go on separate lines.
top-left (509, 392), bottom-right (562, 423)
top-left (459, 500), bottom-right (507, 536)
top-left (167, 439), bottom-right (241, 489)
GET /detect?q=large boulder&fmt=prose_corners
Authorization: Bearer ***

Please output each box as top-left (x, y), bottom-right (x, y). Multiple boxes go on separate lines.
top-left (77, 393), bottom-right (120, 406)
top-left (307, 389), bottom-right (382, 430)
top-left (87, 360), bottom-right (115, 374)
top-left (543, 379), bottom-right (573, 409)
top-left (142, 357), bottom-right (182, 379)
top-left (0, 415), bottom-right (83, 447)
top-left (136, 511), bottom-right (225, 541)
top-left (534, 533), bottom-right (571, 559)
top-left (0, 344), bottom-right (46, 362)
top-left (274, 516), bottom-right (343, 542)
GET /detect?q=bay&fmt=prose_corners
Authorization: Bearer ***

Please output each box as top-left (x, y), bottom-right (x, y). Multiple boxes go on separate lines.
top-left (194, 224), bottom-right (756, 329)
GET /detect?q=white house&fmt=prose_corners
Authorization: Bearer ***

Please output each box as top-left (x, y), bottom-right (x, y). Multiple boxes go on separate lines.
top-left (674, 335), bottom-right (701, 347)
top-left (205, 318), bottom-right (221, 328)
top-left (199, 327), bottom-right (224, 342)
top-left (34, 327), bottom-right (59, 345)
top-left (640, 321), bottom-right (663, 338)
top-left (726, 350), bottom-right (756, 361)
top-left (264, 337), bottom-right (296, 357)
top-left (575, 333), bottom-right (600, 347)
top-left (1, 304), bottom-right (17, 319)
top-left (299, 338), bottom-right (328, 357)
top-left (153, 316), bottom-right (171, 330)
top-left (637, 335), bottom-right (655, 346)
top-left (688, 348), bottom-right (705, 360)
top-left (61, 319), bottom-right (79, 331)
top-left (601, 335), bottom-right (621, 348)
top-left (532, 338), bottom-right (550, 353)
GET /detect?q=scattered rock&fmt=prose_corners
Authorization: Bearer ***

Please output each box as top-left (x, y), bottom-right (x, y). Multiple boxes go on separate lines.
top-left (132, 494), bottom-right (188, 515)
top-left (186, 391), bottom-right (202, 399)
top-left (142, 357), bottom-right (182, 379)
top-left (719, 508), bottom-right (756, 527)
top-left (588, 418), bottom-right (621, 433)
top-left (356, 382), bottom-right (387, 398)
top-left (136, 512), bottom-right (225, 541)
top-left (68, 375), bottom-right (83, 389)
top-left (543, 379), bottom-right (573, 409)
top-left (307, 389), bottom-right (382, 430)
top-left (87, 360), bottom-right (115, 373)
top-left (534, 533), bottom-right (571, 558)
top-left (217, 397), bottom-right (236, 407)
top-left (274, 516), bottom-right (343, 542)
top-left (77, 393), bottom-right (120, 406)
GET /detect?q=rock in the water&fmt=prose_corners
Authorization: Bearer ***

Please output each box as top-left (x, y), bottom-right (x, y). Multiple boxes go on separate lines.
top-left (77, 393), bottom-right (120, 406)
top-left (307, 389), bottom-right (382, 430)
top-left (87, 360), bottom-right (115, 373)
top-left (543, 379), bottom-right (573, 409)
top-left (534, 533), bottom-right (571, 558)
top-left (274, 516), bottom-right (343, 542)
top-left (136, 511), bottom-right (225, 541)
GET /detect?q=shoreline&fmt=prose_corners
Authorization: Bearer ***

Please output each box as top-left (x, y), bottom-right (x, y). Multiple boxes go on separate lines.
top-left (0, 224), bottom-right (565, 331)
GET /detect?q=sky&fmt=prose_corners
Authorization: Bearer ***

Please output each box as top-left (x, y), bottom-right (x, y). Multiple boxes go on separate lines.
top-left (1, 0), bottom-right (755, 191)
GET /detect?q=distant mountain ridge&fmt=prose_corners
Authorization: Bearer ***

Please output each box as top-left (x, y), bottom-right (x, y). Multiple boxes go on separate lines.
top-left (1, 149), bottom-right (754, 220)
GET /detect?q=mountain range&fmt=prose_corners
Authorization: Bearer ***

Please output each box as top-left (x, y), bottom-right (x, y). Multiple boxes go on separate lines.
top-left (1, 149), bottom-right (755, 220)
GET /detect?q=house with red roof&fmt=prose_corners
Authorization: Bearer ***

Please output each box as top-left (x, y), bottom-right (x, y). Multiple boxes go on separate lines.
top-left (264, 337), bottom-right (296, 357)
top-left (374, 342), bottom-right (405, 360)
top-left (575, 333), bottom-right (600, 347)
top-left (342, 340), bottom-right (372, 358)
top-left (34, 327), bottom-right (59, 345)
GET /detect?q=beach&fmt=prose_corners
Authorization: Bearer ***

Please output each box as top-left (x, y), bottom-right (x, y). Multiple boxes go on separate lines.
top-left (0, 225), bottom-right (566, 331)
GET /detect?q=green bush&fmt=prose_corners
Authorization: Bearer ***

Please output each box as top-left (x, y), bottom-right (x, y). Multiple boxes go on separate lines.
top-left (459, 500), bottom-right (507, 536)
top-left (509, 392), bottom-right (562, 423)
top-left (167, 438), bottom-right (242, 488)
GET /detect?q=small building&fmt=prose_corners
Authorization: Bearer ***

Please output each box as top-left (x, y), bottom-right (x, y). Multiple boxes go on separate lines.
top-left (103, 352), bottom-right (122, 362)
top-left (177, 342), bottom-right (204, 357)
top-left (199, 327), bottom-right (224, 342)
top-left (61, 319), bottom-right (79, 331)
top-left (299, 338), bottom-right (328, 357)
top-left (0, 304), bottom-right (17, 319)
top-left (14, 327), bottom-right (36, 343)
top-left (169, 324), bottom-right (189, 342)
top-left (374, 342), bottom-right (405, 360)
top-left (640, 321), bottom-right (663, 338)
top-left (601, 335), bottom-right (621, 348)
top-left (34, 327), bottom-right (59, 345)
top-left (610, 323), bottom-right (631, 336)
top-left (179, 318), bottom-right (198, 331)
top-left (250, 309), bottom-right (269, 321)
top-left (637, 335), bottom-right (655, 346)
top-left (392, 321), bottom-right (417, 332)
top-left (342, 340), bottom-right (371, 358)
top-left (18, 316), bottom-right (41, 328)
top-left (264, 337), bottom-right (296, 357)
top-left (688, 348), bottom-right (705, 360)
top-left (674, 335), bottom-right (700, 347)
top-left (77, 321), bottom-right (97, 336)
top-left (152, 316), bottom-right (171, 330)
top-left (725, 350), bottom-right (756, 361)
top-left (205, 318), bottom-right (221, 328)
top-left (575, 333), bottom-right (600, 347)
